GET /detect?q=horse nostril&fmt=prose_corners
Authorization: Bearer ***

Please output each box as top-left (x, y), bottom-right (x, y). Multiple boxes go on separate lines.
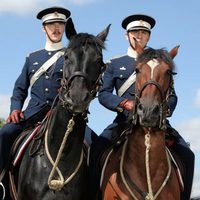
top-left (83, 92), bottom-right (90, 101)
top-left (153, 104), bottom-right (160, 115)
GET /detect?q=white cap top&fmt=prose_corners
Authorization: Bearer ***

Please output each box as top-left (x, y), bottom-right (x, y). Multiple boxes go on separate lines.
top-left (37, 7), bottom-right (71, 24)
top-left (41, 12), bottom-right (67, 23)
top-left (121, 14), bottom-right (156, 32)
top-left (126, 20), bottom-right (151, 31)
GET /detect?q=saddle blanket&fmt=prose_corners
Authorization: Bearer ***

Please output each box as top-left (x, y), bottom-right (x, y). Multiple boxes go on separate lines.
top-left (13, 125), bottom-right (42, 167)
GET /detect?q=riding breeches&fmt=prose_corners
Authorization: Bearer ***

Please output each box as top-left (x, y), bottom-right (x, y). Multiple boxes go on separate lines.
top-left (0, 122), bottom-right (24, 172)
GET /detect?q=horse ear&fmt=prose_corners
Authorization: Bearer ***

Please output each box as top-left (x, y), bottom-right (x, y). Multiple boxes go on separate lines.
top-left (65, 18), bottom-right (77, 40)
top-left (169, 45), bottom-right (180, 59)
top-left (97, 24), bottom-right (111, 42)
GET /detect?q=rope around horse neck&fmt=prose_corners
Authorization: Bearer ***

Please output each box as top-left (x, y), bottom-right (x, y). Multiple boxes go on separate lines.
top-left (120, 131), bottom-right (172, 200)
top-left (144, 130), bottom-right (172, 200)
top-left (145, 130), bottom-right (154, 199)
top-left (45, 116), bottom-right (84, 191)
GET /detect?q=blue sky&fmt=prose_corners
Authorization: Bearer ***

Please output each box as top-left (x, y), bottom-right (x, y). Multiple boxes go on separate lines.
top-left (0, 0), bottom-right (199, 197)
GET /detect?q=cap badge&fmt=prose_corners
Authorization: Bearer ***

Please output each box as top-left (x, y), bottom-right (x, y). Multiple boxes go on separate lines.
top-left (139, 20), bottom-right (145, 26)
top-left (53, 12), bottom-right (59, 17)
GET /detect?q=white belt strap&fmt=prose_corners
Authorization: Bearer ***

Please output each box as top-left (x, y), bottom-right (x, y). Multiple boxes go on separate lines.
top-left (30, 50), bottom-right (65, 87)
top-left (118, 72), bottom-right (136, 97)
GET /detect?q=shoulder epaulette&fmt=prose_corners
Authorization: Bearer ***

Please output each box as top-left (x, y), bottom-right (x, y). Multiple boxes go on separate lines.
top-left (110, 54), bottom-right (126, 61)
top-left (27, 48), bottom-right (44, 57)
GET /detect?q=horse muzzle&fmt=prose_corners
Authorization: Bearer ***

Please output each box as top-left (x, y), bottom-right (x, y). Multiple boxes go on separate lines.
top-left (137, 101), bottom-right (161, 127)
top-left (61, 91), bottom-right (90, 114)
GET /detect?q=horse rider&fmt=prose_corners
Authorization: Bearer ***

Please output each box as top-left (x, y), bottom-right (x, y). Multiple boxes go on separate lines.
top-left (0, 6), bottom-right (72, 200)
top-left (89, 14), bottom-right (195, 200)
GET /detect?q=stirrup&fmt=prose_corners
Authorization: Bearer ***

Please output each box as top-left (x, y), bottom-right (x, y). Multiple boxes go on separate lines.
top-left (0, 182), bottom-right (5, 200)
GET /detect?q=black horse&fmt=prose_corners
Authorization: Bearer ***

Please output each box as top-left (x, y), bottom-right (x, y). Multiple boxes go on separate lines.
top-left (16, 18), bottom-right (110, 200)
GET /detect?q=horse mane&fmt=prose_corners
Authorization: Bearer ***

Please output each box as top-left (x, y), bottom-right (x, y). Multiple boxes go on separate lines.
top-left (137, 47), bottom-right (176, 71)
top-left (67, 33), bottom-right (105, 52)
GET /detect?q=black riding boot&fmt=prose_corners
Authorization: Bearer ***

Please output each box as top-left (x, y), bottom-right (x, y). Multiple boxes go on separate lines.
top-left (0, 173), bottom-right (12, 200)
top-left (0, 182), bottom-right (4, 200)
top-left (89, 136), bottom-right (110, 200)
top-left (175, 144), bottom-right (195, 200)
top-left (167, 125), bottom-right (195, 200)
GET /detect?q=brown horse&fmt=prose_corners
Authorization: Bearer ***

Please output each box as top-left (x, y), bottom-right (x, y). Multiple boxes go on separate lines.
top-left (101, 46), bottom-right (181, 200)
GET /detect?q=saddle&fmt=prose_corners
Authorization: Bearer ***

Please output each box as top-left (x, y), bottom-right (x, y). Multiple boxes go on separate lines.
top-left (1, 110), bottom-right (51, 200)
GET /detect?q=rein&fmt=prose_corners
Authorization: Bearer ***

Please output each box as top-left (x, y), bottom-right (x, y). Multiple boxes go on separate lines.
top-left (45, 116), bottom-right (84, 191)
top-left (144, 129), bottom-right (172, 200)
top-left (120, 129), bottom-right (172, 200)
top-left (48, 42), bottom-right (106, 191)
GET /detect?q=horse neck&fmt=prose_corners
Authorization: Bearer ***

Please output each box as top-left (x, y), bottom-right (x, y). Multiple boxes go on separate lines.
top-left (47, 103), bottom-right (86, 162)
top-left (125, 125), bottom-right (168, 172)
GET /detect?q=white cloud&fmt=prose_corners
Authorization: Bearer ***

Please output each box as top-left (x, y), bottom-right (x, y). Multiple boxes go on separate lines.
top-left (192, 168), bottom-right (200, 197)
top-left (176, 118), bottom-right (200, 197)
top-left (194, 88), bottom-right (200, 108)
top-left (68, 0), bottom-right (96, 5)
top-left (0, 0), bottom-right (43, 15)
top-left (0, 0), bottom-right (97, 15)
top-left (176, 117), bottom-right (200, 152)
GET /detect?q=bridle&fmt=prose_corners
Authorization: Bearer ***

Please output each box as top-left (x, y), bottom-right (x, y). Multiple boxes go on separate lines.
top-left (132, 59), bottom-right (176, 129)
top-left (58, 54), bottom-right (106, 111)
top-left (120, 59), bottom-right (177, 200)
top-left (46, 53), bottom-right (107, 190)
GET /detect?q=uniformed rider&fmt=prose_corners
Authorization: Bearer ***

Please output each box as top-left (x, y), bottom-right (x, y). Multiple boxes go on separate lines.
top-left (0, 6), bottom-right (71, 200)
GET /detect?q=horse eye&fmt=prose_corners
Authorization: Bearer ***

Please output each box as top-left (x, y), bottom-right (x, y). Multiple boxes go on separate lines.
top-left (65, 57), bottom-right (73, 64)
top-left (97, 57), bottom-right (103, 64)
top-left (135, 68), bottom-right (140, 74)
top-left (64, 53), bottom-right (68, 59)
top-left (97, 56), bottom-right (103, 63)
top-left (167, 70), bottom-right (177, 76)
top-left (171, 71), bottom-right (177, 75)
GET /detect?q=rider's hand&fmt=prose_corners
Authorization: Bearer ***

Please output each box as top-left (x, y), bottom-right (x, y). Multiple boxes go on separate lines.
top-left (6, 110), bottom-right (24, 124)
top-left (119, 99), bottom-right (135, 111)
